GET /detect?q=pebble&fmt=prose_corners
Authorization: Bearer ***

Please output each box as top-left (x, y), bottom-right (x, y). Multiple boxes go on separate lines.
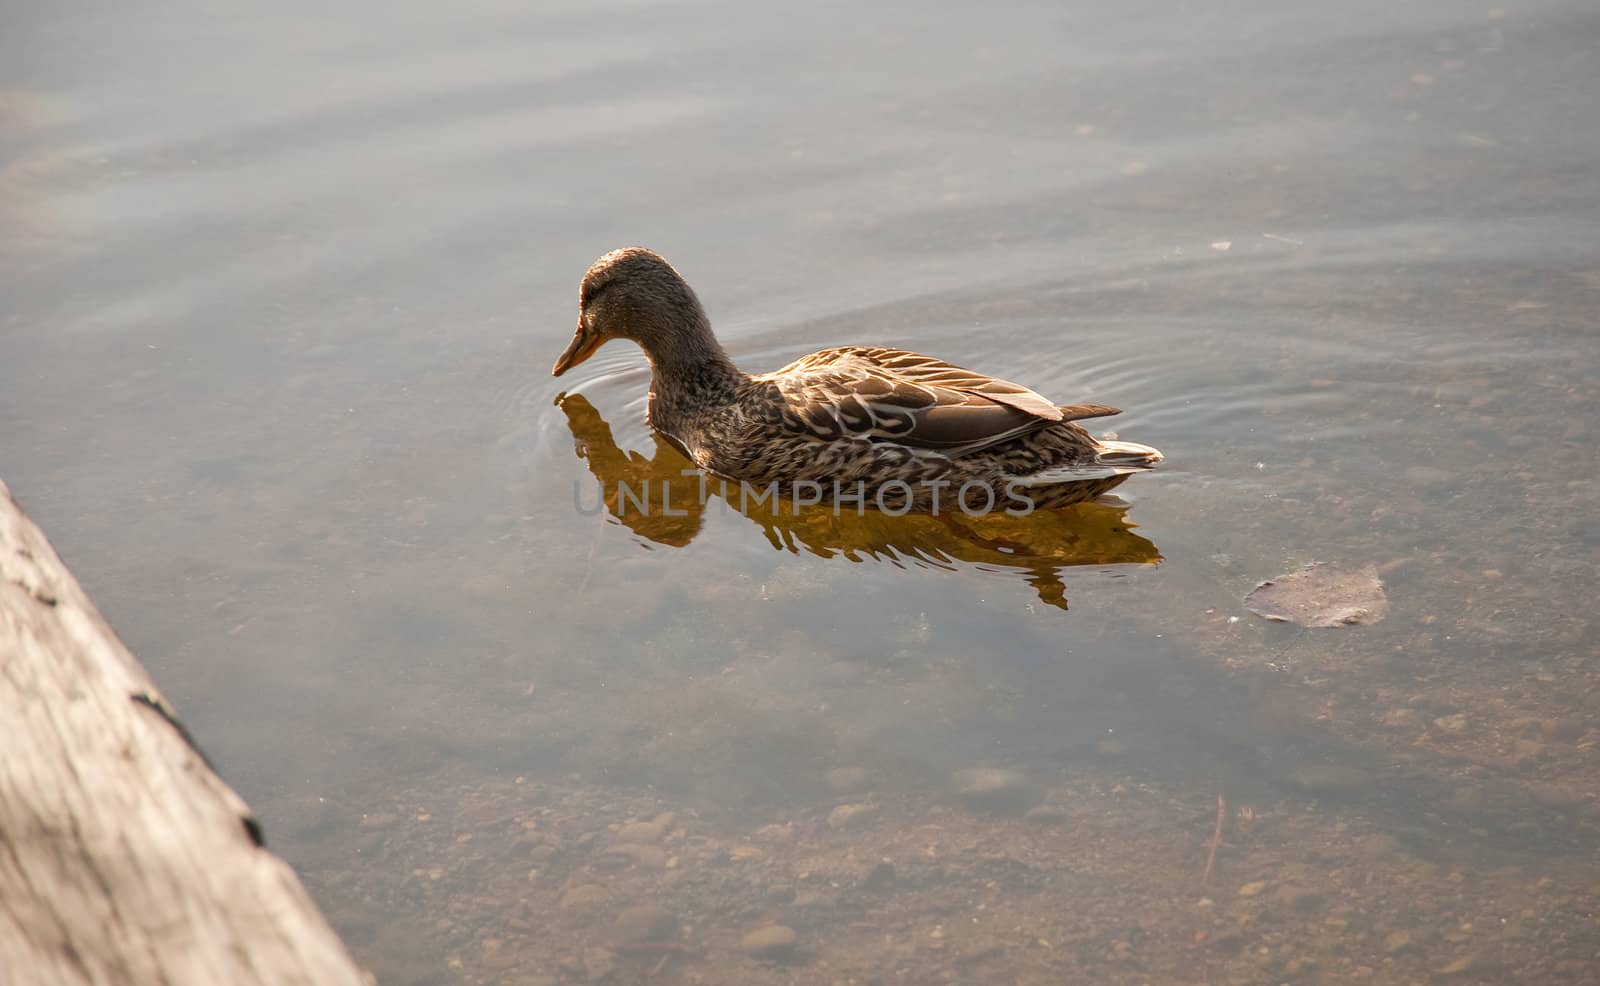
top-left (1209, 931), bottom-right (1246, 953)
top-left (613, 813), bottom-right (674, 845)
top-left (825, 766), bottom-right (871, 794)
top-left (957, 942), bottom-right (1005, 964)
top-left (1382, 708), bottom-right (1420, 728)
top-left (1237, 881), bottom-right (1269, 897)
top-left (1405, 466), bottom-right (1455, 487)
top-left (948, 768), bottom-right (1042, 816)
top-left (1383, 930), bottom-right (1413, 954)
top-left (754, 823), bottom-right (795, 843)
top-left (600, 843), bottom-right (669, 868)
top-left (860, 859), bottom-right (896, 892)
top-left (612, 904), bottom-right (677, 944)
top-left (1528, 782), bottom-right (1586, 810)
top-left (581, 946), bottom-right (615, 982)
top-left (1538, 717), bottom-right (1583, 741)
top-left (1274, 885), bottom-right (1326, 913)
top-left (828, 803), bottom-right (876, 829)
top-left (1432, 713), bottom-right (1469, 734)
top-left (559, 885), bottom-right (611, 911)
top-left (1449, 786), bottom-right (1487, 812)
top-left (1288, 765), bottom-right (1371, 795)
top-left (739, 924), bottom-right (799, 958)
top-left (1433, 953), bottom-right (1480, 979)
top-left (479, 943), bottom-right (522, 972)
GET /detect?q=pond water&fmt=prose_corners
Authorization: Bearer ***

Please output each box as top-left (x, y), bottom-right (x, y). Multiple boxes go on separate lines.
top-left (4, 1), bottom-right (1597, 983)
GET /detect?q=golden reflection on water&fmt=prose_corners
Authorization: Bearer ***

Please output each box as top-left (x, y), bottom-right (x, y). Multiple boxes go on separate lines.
top-left (557, 393), bottom-right (1160, 610)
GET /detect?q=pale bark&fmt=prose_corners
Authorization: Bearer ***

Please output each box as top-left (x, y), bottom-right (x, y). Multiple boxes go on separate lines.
top-left (0, 479), bottom-right (371, 986)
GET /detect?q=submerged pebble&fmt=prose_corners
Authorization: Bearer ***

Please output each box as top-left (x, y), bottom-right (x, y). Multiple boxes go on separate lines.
top-left (581, 947), bottom-right (615, 982)
top-left (1274, 885), bottom-right (1327, 913)
top-left (828, 803), bottom-right (876, 829)
top-left (1289, 765), bottom-right (1372, 795)
top-left (559, 885), bottom-right (610, 911)
top-left (1538, 718), bottom-right (1584, 741)
top-left (612, 904), bottom-right (677, 944)
top-left (948, 768), bottom-right (1041, 815)
top-left (612, 812), bottom-right (674, 844)
top-left (1023, 804), bottom-right (1070, 824)
top-left (860, 859), bottom-right (897, 892)
top-left (599, 843), bottom-right (669, 868)
top-left (740, 924), bottom-right (799, 957)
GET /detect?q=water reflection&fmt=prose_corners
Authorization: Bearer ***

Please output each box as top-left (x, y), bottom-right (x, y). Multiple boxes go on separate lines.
top-left (557, 392), bottom-right (1160, 610)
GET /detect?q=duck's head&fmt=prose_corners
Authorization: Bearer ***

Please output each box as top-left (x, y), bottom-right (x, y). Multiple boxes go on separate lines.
top-left (552, 247), bottom-right (716, 376)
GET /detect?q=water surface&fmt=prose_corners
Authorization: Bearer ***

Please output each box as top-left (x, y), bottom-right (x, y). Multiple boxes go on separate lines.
top-left (4, 1), bottom-right (1597, 983)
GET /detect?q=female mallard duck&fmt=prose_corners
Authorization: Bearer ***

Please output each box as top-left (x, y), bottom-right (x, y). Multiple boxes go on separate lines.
top-left (553, 248), bottom-right (1162, 512)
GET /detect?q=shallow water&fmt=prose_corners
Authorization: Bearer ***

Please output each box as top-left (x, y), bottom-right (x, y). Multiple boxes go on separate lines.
top-left (4, 1), bottom-right (1598, 982)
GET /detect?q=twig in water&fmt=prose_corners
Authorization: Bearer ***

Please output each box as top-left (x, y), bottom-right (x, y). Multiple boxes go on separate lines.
top-left (1201, 792), bottom-right (1226, 886)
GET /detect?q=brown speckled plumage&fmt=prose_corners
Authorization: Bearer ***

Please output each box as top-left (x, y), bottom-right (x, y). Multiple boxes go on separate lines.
top-left (553, 248), bottom-right (1163, 512)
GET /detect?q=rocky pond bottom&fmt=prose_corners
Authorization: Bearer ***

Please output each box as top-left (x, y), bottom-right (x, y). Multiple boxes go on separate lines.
top-left (289, 743), bottom-right (1597, 986)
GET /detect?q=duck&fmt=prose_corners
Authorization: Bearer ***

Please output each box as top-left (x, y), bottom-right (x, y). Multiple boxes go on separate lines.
top-left (552, 247), bottom-right (1162, 513)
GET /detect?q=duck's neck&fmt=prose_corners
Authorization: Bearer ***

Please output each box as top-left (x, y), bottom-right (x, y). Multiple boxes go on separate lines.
top-left (642, 319), bottom-right (746, 422)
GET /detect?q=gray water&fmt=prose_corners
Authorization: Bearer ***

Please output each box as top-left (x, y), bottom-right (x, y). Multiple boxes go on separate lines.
top-left (4, 1), bottom-right (1598, 983)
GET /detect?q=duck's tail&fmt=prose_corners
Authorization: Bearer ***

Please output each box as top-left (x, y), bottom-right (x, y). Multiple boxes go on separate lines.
top-left (1095, 439), bottom-right (1164, 471)
top-left (1011, 440), bottom-right (1164, 486)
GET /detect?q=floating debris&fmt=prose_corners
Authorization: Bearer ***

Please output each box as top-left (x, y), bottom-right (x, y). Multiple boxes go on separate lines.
top-left (1245, 563), bottom-right (1388, 627)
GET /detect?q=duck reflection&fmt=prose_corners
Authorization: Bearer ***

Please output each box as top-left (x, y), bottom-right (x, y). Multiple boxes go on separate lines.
top-left (557, 393), bottom-right (1160, 610)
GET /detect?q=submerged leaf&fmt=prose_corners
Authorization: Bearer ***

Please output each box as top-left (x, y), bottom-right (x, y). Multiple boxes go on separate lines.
top-left (1245, 563), bottom-right (1388, 627)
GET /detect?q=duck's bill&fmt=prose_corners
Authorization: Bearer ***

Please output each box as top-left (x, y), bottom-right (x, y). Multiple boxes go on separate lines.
top-left (552, 324), bottom-right (603, 376)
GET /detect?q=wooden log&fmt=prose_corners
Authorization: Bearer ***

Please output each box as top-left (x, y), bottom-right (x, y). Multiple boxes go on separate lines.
top-left (0, 479), bottom-right (371, 986)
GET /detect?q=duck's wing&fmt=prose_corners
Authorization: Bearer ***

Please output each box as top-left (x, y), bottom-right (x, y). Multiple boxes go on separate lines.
top-left (760, 347), bottom-right (1119, 454)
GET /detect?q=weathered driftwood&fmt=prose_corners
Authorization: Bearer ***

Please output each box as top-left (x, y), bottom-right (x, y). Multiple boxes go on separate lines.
top-left (0, 479), bottom-right (370, 986)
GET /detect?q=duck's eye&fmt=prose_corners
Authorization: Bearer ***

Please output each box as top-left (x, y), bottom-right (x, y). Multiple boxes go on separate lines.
top-left (581, 280), bottom-right (611, 308)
